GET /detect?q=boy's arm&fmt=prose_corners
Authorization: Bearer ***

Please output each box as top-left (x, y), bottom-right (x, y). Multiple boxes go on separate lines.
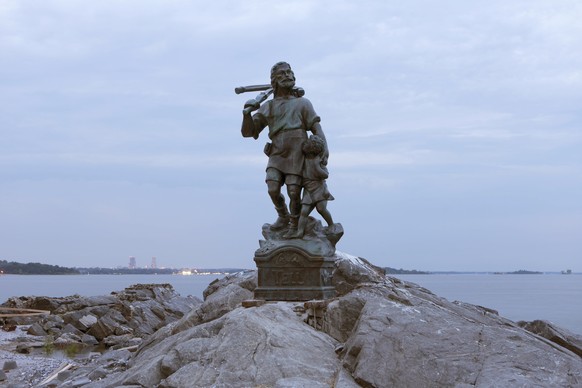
top-left (311, 122), bottom-right (329, 164)
top-left (314, 162), bottom-right (329, 180)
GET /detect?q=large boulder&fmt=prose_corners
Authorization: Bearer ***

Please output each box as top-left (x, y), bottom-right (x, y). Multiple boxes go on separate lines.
top-left (88, 303), bottom-right (354, 387)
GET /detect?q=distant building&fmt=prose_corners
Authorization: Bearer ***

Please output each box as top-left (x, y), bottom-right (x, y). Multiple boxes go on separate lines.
top-left (128, 256), bottom-right (136, 269)
top-left (151, 257), bottom-right (157, 269)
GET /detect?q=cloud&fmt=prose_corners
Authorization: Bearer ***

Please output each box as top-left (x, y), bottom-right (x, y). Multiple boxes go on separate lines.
top-left (1, 0), bottom-right (581, 270)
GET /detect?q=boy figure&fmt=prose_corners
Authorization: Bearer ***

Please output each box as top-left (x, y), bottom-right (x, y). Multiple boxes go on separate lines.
top-left (285, 135), bottom-right (335, 239)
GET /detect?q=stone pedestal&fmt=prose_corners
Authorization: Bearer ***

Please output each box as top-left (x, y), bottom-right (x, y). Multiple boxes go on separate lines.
top-left (254, 247), bottom-right (336, 301)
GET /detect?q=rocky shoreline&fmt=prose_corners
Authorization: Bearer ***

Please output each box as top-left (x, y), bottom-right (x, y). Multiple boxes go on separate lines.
top-left (1, 253), bottom-right (581, 387)
top-left (1, 283), bottom-right (201, 387)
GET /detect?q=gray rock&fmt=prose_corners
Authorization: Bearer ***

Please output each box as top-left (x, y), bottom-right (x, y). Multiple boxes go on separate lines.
top-left (0, 370), bottom-right (6, 381)
top-left (70, 376), bottom-right (92, 387)
top-left (3, 360), bottom-right (18, 370)
top-left (54, 332), bottom-right (82, 346)
top-left (103, 333), bottom-right (140, 348)
top-left (88, 314), bottom-right (118, 341)
top-left (91, 303), bottom-right (349, 387)
top-left (63, 310), bottom-right (89, 328)
top-left (168, 281), bottom-right (253, 336)
top-left (87, 367), bottom-right (108, 381)
top-left (518, 319), bottom-right (582, 358)
top-left (332, 252), bottom-right (386, 296)
top-left (81, 334), bottom-right (99, 346)
top-left (78, 314), bottom-right (98, 330)
top-left (62, 323), bottom-right (85, 337)
top-left (338, 286), bottom-right (582, 387)
top-left (58, 370), bottom-right (73, 381)
top-left (202, 270), bottom-right (256, 300)
top-left (273, 377), bottom-right (331, 388)
top-left (27, 322), bottom-right (48, 336)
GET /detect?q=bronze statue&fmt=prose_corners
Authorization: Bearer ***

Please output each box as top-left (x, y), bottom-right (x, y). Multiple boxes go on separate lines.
top-left (239, 62), bottom-right (329, 234)
top-left (237, 62), bottom-right (344, 301)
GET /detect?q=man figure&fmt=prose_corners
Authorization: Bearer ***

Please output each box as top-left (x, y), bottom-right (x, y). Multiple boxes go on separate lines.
top-left (241, 62), bottom-right (328, 231)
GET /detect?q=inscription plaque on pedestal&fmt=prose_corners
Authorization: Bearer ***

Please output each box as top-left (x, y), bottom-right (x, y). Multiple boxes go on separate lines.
top-left (254, 247), bottom-right (336, 301)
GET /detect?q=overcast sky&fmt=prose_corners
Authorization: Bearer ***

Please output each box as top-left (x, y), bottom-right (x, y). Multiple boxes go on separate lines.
top-left (1, 1), bottom-right (580, 271)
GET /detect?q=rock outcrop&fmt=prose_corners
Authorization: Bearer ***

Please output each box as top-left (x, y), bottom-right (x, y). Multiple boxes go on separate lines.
top-left (2, 284), bottom-right (200, 353)
top-left (50, 253), bottom-right (582, 388)
top-left (518, 319), bottom-right (582, 358)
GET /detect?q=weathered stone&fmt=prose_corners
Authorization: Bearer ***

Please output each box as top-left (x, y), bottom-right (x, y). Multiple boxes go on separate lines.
top-left (126, 303), bottom-right (163, 336)
top-left (26, 322), bottom-right (48, 336)
top-left (78, 314), bottom-right (98, 330)
top-left (90, 303), bottom-right (349, 387)
top-left (0, 370), bottom-right (6, 381)
top-left (3, 360), bottom-right (18, 370)
top-left (62, 323), bottom-right (84, 337)
top-left (339, 287), bottom-right (582, 387)
top-left (203, 270), bottom-right (256, 300)
top-left (114, 324), bottom-right (133, 336)
top-left (317, 291), bottom-right (366, 342)
top-left (70, 376), bottom-right (92, 387)
top-left (44, 314), bottom-right (65, 330)
top-left (81, 333), bottom-right (99, 346)
top-left (54, 332), bottom-right (82, 346)
top-left (241, 299), bottom-right (266, 308)
top-left (170, 282), bottom-right (253, 336)
top-left (103, 333), bottom-right (139, 348)
top-left (88, 314), bottom-right (119, 341)
top-left (58, 370), bottom-right (72, 381)
top-left (518, 319), bottom-right (582, 358)
top-left (332, 252), bottom-right (385, 296)
top-left (53, 295), bottom-right (117, 315)
top-left (87, 367), bottom-right (108, 381)
top-left (62, 310), bottom-right (87, 327)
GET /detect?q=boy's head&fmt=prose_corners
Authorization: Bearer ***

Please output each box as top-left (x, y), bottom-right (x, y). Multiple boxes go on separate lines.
top-left (302, 135), bottom-right (325, 156)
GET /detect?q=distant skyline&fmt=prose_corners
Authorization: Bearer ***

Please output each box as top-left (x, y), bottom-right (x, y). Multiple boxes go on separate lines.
top-left (1, 1), bottom-right (581, 272)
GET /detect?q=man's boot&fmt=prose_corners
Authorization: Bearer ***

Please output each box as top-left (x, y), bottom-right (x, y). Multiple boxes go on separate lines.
top-left (288, 215), bottom-right (299, 231)
top-left (271, 206), bottom-right (290, 230)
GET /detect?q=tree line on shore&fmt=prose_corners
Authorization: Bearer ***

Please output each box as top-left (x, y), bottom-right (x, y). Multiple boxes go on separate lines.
top-left (0, 259), bottom-right (78, 275)
top-left (0, 259), bottom-right (246, 275)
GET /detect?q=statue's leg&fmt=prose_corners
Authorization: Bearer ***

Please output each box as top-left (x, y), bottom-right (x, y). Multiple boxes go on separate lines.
top-left (266, 171), bottom-right (289, 230)
top-left (284, 174), bottom-right (302, 230)
top-left (286, 183), bottom-right (301, 230)
top-left (315, 201), bottom-right (334, 226)
top-left (283, 204), bottom-right (313, 239)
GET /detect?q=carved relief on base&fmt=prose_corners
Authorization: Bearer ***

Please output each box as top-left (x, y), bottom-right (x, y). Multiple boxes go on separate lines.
top-left (254, 246), bottom-right (336, 301)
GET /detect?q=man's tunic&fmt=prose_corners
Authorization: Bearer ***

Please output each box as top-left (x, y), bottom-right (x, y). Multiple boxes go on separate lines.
top-left (253, 96), bottom-right (320, 176)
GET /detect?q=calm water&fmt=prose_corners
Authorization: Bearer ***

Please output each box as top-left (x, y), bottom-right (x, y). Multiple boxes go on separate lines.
top-left (396, 274), bottom-right (581, 335)
top-left (0, 274), bottom-right (224, 302)
top-left (1, 273), bottom-right (580, 335)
